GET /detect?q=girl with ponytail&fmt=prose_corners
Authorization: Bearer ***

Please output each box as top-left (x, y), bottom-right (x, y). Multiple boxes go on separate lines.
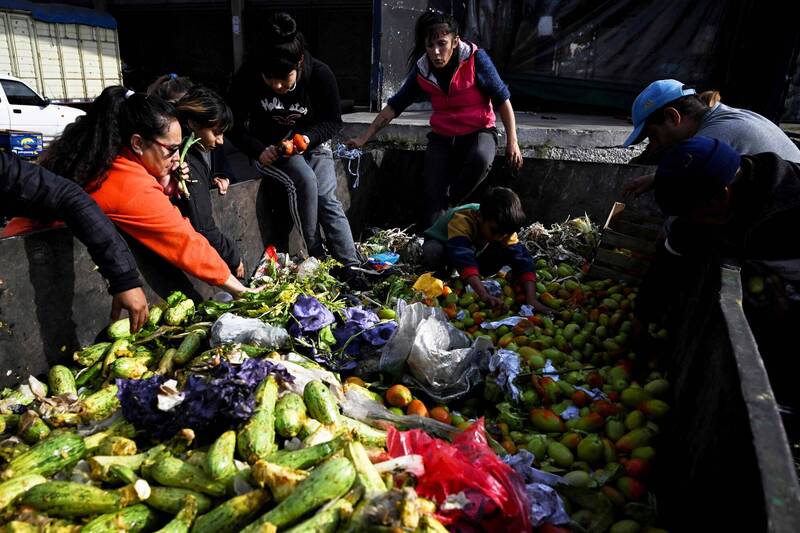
top-left (227, 12), bottom-right (362, 285)
top-left (16, 86), bottom-right (254, 297)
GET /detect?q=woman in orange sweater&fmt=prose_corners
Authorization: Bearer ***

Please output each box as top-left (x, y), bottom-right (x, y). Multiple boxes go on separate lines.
top-left (30, 86), bottom-right (252, 296)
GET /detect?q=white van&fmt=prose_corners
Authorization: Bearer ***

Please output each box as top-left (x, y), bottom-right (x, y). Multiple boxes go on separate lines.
top-left (0, 75), bottom-right (84, 145)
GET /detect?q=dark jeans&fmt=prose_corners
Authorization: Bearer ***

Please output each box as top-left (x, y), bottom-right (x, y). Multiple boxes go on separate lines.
top-left (422, 129), bottom-right (498, 227)
top-left (422, 238), bottom-right (512, 278)
top-left (257, 147), bottom-right (359, 266)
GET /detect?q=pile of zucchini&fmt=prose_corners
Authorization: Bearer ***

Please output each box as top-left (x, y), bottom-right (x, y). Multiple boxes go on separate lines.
top-left (0, 373), bottom-right (447, 532)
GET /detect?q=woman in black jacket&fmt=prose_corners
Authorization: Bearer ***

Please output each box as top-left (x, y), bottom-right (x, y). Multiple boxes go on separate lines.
top-left (174, 86), bottom-right (244, 278)
top-left (226, 12), bottom-right (361, 281)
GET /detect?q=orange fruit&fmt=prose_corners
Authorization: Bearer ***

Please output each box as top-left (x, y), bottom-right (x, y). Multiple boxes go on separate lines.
top-left (345, 376), bottom-right (366, 387)
top-left (292, 133), bottom-right (308, 152)
top-left (385, 384), bottom-right (413, 408)
top-left (406, 399), bottom-right (429, 417)
top-left (442, 285), bottom-right (452, 296)
top-left (430, 407), bottom-right (452, 424)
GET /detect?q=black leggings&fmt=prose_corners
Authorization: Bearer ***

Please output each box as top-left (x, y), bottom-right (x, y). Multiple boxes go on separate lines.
top-left (421, 129), bottom-right (498, 227)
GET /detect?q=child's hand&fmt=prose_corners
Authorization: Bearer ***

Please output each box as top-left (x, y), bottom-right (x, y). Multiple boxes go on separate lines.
top-left (213, 176), bottom-right (230, 195)
top-left (483, 294), bottom-right (509, 311)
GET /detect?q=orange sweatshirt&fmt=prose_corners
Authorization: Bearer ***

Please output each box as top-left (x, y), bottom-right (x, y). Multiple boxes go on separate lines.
top-left (3, 153), bottom-right (231, 286)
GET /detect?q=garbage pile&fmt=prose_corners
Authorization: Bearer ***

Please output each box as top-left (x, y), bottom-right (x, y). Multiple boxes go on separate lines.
top-left (0, 217), bottom-right (671, 532)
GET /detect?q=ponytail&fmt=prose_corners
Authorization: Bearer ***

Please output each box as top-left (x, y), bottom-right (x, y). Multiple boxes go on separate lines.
top-left (256, 12), bottom-right (306, 78)
top-left (40, 86), bottom-right (176, 190)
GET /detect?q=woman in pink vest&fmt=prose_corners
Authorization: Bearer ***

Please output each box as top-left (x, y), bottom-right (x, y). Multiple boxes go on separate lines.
top-left (347, 11), bottom-right (522, 227)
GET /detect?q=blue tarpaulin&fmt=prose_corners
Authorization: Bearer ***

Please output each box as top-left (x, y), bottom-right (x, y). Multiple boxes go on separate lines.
top-left (0, 1), bottom-right (117, 29)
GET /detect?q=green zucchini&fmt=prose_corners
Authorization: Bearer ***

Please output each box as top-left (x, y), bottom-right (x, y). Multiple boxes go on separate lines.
top-left (73, 342), bottom-right (111, 367)
top-left (275, 393), bottom-right (307, 438)
top-left (48, 365), bottom-right (77, 396)
top-left (165, 299), bottom-right (195, 326)
top-left (80, 385), bottom-right (120, 423)
top-left (146, 455), bottom-right (226, 497)
top-left (303, 381), bottom-right (338, 424)
top-left (237, 376), bottom-right (278, 464)
top-left (109, 357), bottom-right (150, 379)
top-left (337, 415), bottom-right (387, 447)
top-left (157, 348), bottom-right (179, 375)
top-left (207, 430), bottom-right (236, 481)
top-left (1, 430), bottom-right (85, 480)
top-left (107, 317), bottom-right (132, 339)
top-left (250, 461), bottom-right (308, 502)
top-left (174, 330), bottom-right (207, 365)
top-left (17, 410), bottom-right (50, 444)
top-left (266, 433), bottom-right (349, 470)
top-left (96, 436), bottom-right (138, 456)
top-left (154, 495), bottom-right (198, 533)
top-left (80, 504), bottom-right (159, 533)
top-left (0, 473), bottom-right (47, 510)
top-left (20, 481), bottom-right (126, 517)
top-left (147, 486), bottom-right (213, 515)
top-left (240, 457), bottom-right (356, 532)
top-left (190, 489), bottom-right (271, 533)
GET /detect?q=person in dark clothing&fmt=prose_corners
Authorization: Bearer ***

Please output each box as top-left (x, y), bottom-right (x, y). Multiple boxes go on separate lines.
top-left (226, 12), bottom-right (361, 280)
top-left (174, 86), bottom-right (244, 278)
top-left (0, 152), bottom-right (149, 331)
top-left (347, 11), bottom-right (523, 227)
top-left (654, 136), bottom-right (800, 267)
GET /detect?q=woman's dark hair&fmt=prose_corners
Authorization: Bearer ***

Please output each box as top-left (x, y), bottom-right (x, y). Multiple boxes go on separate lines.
top-left (480, 187), bottom-right (526, 235)
top-left (147, 73), bottom-right (194, 103)
top-left (40, 86), bottom-right (176, 190)
top-left (174, 86), bottom-right (233, 133)
top-left (647, 94), bottom-right (709, 126)
top-left (257, 12), bottom-right (306, 78)
top-left (408, 10), bottom-right (460, 69)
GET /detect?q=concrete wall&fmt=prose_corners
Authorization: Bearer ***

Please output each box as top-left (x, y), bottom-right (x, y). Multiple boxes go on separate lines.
top-left (0, 151), bottom-right (655, 386)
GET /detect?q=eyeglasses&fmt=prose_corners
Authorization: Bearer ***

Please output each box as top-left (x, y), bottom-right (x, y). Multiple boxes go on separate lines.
top-left (150, 138), bottom-right (181, 158)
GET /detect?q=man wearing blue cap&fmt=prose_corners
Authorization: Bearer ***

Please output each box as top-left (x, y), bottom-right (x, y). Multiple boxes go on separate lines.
top-left (622, 79), bottom-right (800, 198)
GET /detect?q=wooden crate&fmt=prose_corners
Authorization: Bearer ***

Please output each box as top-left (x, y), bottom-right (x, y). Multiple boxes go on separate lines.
top-left (588, 202), bottom-right (663, 284)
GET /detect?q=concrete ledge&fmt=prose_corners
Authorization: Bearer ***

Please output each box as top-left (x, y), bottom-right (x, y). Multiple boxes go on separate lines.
top-left (340, 111), bottom-right (645, 164)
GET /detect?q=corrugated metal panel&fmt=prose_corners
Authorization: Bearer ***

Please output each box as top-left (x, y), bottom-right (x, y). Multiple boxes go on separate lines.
top-left (100, 41), bottom-right (120, 84)
top-left (0, 14), bottom-right (14, 76)
top-left (34, 21), bottom-right (65, 99)
top-left (9, 14), bottom-right (39, 90)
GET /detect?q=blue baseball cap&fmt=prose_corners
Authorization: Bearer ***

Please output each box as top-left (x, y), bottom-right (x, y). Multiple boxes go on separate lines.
top-left (623, 79), bottom-right (697, 147)
top-left (654, 136), bottom-right (741, 215)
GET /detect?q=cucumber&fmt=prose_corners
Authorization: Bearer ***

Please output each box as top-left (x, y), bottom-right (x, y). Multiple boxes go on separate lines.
top-left (147, 486), bottom-right (213, 515)
top-left (266, 433), bottom-right (349, 470)
top-left (80, 385), bottom-right (120, 423)
top-left (17, 410), bottom-right (50, 444)
top-left (154, 494), bottom-right (199, 533)
top-left (337, 415), bottom-right (387, 447)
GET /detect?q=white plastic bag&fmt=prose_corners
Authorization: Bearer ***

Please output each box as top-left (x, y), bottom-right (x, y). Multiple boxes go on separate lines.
top-left (380, 301), bottom-right (493, 402)
top-left (210, 313), bottom-right (289, 349)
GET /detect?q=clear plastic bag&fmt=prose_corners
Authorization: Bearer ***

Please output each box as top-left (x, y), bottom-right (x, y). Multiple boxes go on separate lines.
top-left (380, 301), bottom-right (493, 403)
top-left (210, 312), bottom-right (289, 349)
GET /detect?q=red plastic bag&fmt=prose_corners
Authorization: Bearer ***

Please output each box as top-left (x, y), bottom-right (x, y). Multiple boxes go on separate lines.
top-left (387, 418), bottom-right (532, 532)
